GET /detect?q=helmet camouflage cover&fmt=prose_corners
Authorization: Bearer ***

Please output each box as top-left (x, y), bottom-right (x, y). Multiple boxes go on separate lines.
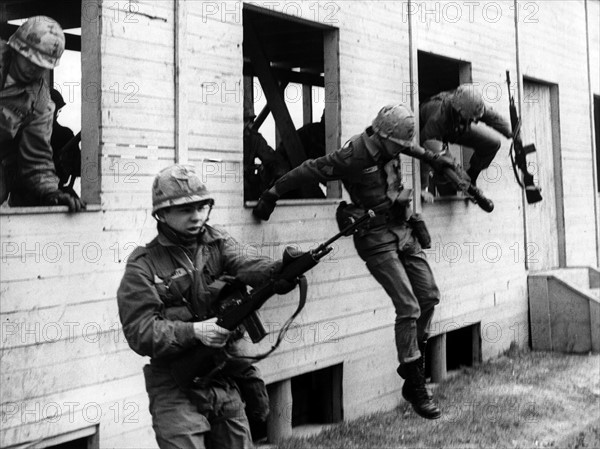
top-left (152, 164), bottom-right (214, 214)
top-left (449, 84), bottom-right (485, 121)
top-left (8, 16), bottom-right (65, 69)
top-left (371, 104), bottom-right (415, 146)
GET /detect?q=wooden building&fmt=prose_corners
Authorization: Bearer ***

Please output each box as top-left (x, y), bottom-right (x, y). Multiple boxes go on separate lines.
top-left (1, 1), bottom-right (598, 447)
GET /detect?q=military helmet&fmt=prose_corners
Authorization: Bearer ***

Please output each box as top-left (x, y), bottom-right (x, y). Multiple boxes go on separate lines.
top-left (449, 84), bottom-right (485, 121)
top-left (8, 16), bottom-right (65, 69)
top-left (371, 104), bottom-right (415, 146)
top-left (152, 164), bottom-right (214, 214)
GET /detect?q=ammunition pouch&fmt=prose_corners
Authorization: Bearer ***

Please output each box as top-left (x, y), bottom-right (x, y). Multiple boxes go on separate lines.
top-left (407, 213), bottom-right (432, 249)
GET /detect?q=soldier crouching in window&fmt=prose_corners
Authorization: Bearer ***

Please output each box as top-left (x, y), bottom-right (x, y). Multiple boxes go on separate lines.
top-left (0, 16), bottom-right (83, 211)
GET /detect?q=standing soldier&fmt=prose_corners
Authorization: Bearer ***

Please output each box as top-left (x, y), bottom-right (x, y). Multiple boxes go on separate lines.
top-left (0, 16), bottom-right (83, 210)
top-left (117, 164), bottom-right (294, 448)
top-left (419, 83), bottom-right (512, 199)
top-left (253, 104), bottom-right (455, 420)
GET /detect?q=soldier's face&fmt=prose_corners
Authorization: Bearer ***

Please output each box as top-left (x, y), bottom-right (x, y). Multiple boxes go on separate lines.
top-left (161, 202), bottom-right (212, 235)
top-left (11, 53), bottom-right (46, 83)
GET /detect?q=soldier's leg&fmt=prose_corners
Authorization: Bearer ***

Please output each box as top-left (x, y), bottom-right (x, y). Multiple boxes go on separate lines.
top-left (400, 249), bottom-right (441, 344)
top-left (204, 381), bottom-right (253, 449)
top-left (364, 250), bottom-right (441, 419)
top-left (364, 250), bottom-right (421, 364)
top-left (143, 365), bottom-right (209, 449)
top-left (454, 124), bottom-right (502, 183)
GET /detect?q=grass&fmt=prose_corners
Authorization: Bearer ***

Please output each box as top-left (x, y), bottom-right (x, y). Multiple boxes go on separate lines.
top-left (276, 348), bottom-right (600, 449)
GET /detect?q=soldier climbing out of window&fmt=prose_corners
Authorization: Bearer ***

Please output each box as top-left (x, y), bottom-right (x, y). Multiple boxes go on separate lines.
top-left (0, 16), bottom-right (83, 211)
top-left (419, 83), bottom-right (512, 203)
top-left (253, 104), bottom-right (458, 420)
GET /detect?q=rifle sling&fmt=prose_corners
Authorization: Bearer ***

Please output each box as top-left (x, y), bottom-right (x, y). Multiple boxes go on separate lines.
top-left (221, 275), bottom-right (309, 365)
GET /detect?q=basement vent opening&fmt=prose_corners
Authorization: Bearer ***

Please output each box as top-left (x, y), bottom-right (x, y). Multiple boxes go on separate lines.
top-left (425, 323), bottom-right (481, 381)
top-left (446, 324), bottom-right (481, 371)
top-left (291, 363), bottom-right (343, 427)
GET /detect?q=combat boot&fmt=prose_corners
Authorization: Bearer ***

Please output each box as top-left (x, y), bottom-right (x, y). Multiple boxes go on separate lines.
top-left (397, 360), bottom-right (441, 420)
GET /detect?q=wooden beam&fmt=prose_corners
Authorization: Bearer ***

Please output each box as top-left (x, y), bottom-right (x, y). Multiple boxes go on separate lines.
top-left (174, 0), bottom-right (188, 163)
top-left (243, 64), bottom-right (325, 87)
top-left (267, 380), bottom-right (293, 443)
top-left (323, 29), bottom-right (341, 198)
top-left (430, 333), bottom-right (447, 383)
top-left (302, 81), bottom-right (313, 125)
top-left (245, 22), bottom-right (307, 167)
top-left (80, 0), bottom-right (101, 204)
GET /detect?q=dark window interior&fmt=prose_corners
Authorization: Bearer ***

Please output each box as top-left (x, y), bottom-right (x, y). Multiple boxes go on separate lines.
top-left (243, 5), bottom-right (339, 202)
top-left (291, 364), bottom-right (343, 426)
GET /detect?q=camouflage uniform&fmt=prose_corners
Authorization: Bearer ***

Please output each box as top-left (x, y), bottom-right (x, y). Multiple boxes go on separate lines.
top-left (272, 128), bottom-right (441, 364)
top-left (0, 41), bottom-right (60, 205)
top-left (118, 223), bottom-right (277, 449)
top-left (420, 89), bottom-right (512, 184)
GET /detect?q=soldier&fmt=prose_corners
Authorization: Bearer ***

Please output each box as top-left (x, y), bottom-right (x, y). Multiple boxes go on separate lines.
top-left (253, 104), bottom-right (456, 420)
top-left (117, 164), bottom-right (295, 448)
top-left (243, 109), bottom-right (289, 202)
top-left (50, 88), bottom-right (80, 188)
top-left (0, 16), bottom-right (83, 211)
top-left (420, 83), bottom-right (512, 199)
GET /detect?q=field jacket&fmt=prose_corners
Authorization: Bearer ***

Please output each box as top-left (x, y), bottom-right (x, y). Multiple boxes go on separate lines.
top-left (0, 41), bottom-right (60, 200)
top-left (117, 224), bottom-right (277, 362)
top-left (273, 128), bottom-right (418, 257)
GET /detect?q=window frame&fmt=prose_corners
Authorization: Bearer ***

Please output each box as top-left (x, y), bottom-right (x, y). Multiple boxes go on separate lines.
top-left (242, 4), bottom-right (341, 207)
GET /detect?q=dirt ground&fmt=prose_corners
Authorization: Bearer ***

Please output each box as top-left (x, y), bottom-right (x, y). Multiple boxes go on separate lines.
top-left (276, 348), bottom-right (600, 449)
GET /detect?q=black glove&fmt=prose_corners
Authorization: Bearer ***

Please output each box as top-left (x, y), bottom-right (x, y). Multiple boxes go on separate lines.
top-left (44, 186), bottom-right (85, 212)
top-left (423, 151), bottom-right (456, 173)
top-left (253, 190), bottom-right (279, 221)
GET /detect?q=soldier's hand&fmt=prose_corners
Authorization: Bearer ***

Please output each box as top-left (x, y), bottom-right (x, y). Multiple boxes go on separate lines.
top-left (425, 152), bottom-right (456, 173)
top-left (253, 189), bottom-right (279, 221)
top-left (193, 317), bottom-right (231, 348)
top-left (45, 187), bottom-right (86, 212)
top-left (421, 189), bottom-right (435, 204)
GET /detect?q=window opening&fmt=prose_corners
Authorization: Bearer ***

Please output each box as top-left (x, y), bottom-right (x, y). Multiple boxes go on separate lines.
top-left (242, 4), bottom-right (340, 202)
top-left (417, 51), bottom-right (472, 198)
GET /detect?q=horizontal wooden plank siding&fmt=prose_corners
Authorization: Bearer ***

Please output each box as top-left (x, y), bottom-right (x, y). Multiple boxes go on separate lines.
top-left (519, 1), bottom-right (597, 267)
top-left (0, 1), bottom-right (598, 447)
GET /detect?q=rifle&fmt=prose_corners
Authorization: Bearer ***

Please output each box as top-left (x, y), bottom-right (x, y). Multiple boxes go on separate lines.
top-left (423, 143), bottom-right (495, 213)
top-left (442, 164), bottom-right (494, 213)
top-left (506, 71), bottom-right (543, 204)
top-left (170, 209), bottom-right (375, 388)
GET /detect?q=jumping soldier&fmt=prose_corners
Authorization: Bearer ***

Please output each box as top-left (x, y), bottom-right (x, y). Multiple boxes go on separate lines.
top-left (117, 164), bottom-right (295, 448)
top-left (253, 104), bottom-right (456, 420)
top-left (420, 83), bottom-right (512, 200)
top-left (0, 16), bottom-right (83, 211)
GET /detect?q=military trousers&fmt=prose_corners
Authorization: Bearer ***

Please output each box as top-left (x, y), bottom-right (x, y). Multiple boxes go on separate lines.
top-left (452, 123), bottom-right (502, 176)
top-left (363, 241), bottom-right (440, 364)
top-left (143, 364), bottom-right (253, 449)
